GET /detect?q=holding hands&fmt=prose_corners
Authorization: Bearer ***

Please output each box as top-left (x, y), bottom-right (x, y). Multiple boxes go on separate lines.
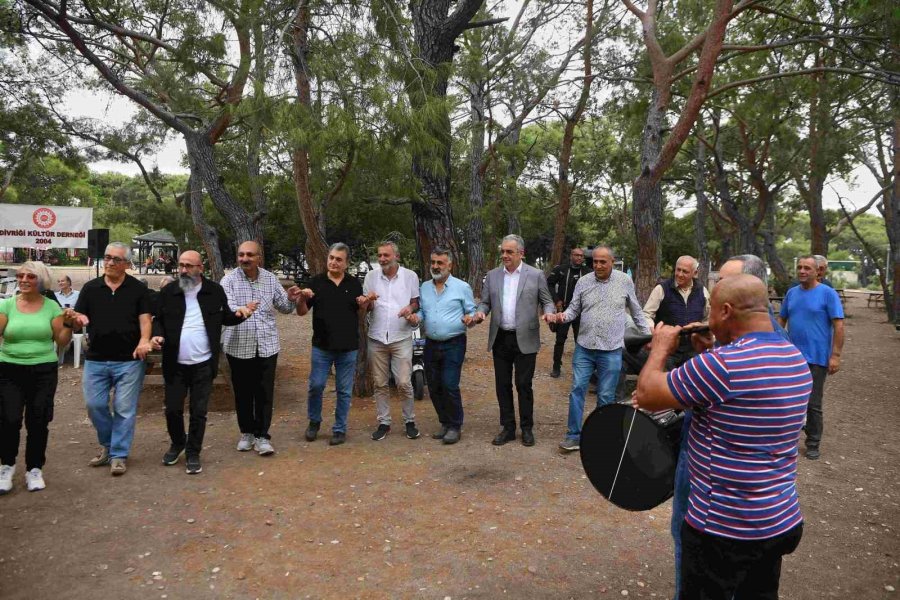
top-left (63, 308), bottom-right (89, 329)
top-left (288, 286), bottom-right (315, 303)
top-left (235, 301), bottom-right (259, 319)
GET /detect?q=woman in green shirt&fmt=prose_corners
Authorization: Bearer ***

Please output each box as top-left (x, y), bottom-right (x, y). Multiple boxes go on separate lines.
top-left (0, 261), bottom-right (76, 494)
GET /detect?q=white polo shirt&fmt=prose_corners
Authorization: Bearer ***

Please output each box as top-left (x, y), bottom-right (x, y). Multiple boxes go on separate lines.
top-left (363, 266), bottom-right (420, 344)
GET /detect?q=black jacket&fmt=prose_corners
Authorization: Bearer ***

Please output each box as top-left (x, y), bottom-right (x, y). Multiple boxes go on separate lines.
top-left (152, 277), bottom-right (245, 380)
top-left (546, 262), bottom-right (591, 308)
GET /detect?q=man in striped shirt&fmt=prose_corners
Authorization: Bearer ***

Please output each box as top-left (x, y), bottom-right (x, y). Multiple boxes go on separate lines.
top-left (635, 274), bottom-right (811, 599)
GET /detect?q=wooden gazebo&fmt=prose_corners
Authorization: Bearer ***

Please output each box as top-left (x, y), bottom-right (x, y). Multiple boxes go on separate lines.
top-left (133, 229), bottom-right (179, 274)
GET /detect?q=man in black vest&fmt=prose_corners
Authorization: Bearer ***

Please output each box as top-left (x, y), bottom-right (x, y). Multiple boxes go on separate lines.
top-left (150, 251), bottom-right (258, 474)
top-left (546, 246), bottom-right (591, 378)
top-left (641, 255), bottom-right (710, 369)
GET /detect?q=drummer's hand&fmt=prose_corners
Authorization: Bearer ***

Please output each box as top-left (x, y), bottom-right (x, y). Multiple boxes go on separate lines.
top-left (685, 321), bottom-right (714, 353)
top-left (651, 322), bottom-right (681, 356)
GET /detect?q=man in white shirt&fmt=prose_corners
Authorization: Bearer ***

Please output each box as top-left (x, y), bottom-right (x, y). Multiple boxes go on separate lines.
top-left (363, 241), bottom-right (421, 441)
top-left (150, 251), bottom-right (256, 474)
top-left (54, 275), bottom-right (79, 308)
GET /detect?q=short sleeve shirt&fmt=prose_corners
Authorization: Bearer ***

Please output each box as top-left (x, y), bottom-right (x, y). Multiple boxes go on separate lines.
top-left (363, 267), bottom-right (420, 344)
top-left (307, 274), bottom-right (364, 351)
top-left (0, 296), bottom-right (63, 364)
top-left (780, 283), bottom-right (844, 367)
top-left (74, 275), bottom-right (152, 362)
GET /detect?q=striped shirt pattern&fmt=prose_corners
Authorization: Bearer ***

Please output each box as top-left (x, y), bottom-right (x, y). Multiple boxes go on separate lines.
top-left (666, 331), bottom-right (812, 541)
top-left (221, 267), bottom-right (296, 359)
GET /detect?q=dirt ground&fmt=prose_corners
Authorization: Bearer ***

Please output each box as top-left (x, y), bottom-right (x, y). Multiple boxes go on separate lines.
top-left (0, 282), bottom-right (898, 599)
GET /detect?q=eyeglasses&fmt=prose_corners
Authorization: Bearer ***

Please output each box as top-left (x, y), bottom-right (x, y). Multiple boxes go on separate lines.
top-left (499, 249), bottom-right (519, 255)
top-left (15, 273), bottom-right (37, 280)
top-left (178, 263), bottom-right (202, 269)
top-left (103, 255), bottom-right (128, 264)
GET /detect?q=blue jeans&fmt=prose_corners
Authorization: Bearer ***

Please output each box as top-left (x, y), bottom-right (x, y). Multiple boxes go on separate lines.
top-left (565, 344), bottom-right (622, 441)
top-left (307, 347), bottom-right (358, 434)
top-left (671, 411), bottom-right (692, 600)
top-left (423, 334), bottom-right (466, 430)
top-left (83, 360), bottom-right (147, 459)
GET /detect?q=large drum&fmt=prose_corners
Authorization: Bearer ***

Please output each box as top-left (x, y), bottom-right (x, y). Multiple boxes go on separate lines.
top-left (579, 403), bottom-right (683, 511)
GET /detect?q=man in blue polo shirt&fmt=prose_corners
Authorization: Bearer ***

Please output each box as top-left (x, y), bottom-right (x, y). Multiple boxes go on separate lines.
top-left (636, 274), bottom-right (811, 599)
top-left (406, 248), bottom-right (477, 445)
top-left (779, 255), bottom-right (844, 460)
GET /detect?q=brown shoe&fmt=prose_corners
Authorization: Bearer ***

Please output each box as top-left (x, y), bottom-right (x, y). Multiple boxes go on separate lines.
top-left (89, 447), bottom-right (110, 467)
top-left (110, 458), bottom-right (127, 476)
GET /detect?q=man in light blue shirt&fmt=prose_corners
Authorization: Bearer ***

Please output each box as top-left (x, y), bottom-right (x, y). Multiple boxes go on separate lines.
top-left (406, 248), bottom-right (477, 445)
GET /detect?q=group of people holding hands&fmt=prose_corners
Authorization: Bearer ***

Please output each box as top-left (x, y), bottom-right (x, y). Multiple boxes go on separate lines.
top-left (0, 233), bottom-right (845, 599)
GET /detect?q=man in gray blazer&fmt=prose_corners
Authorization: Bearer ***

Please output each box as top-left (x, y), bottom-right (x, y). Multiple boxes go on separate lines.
top-left (474, 234), bottom-right (555, 447)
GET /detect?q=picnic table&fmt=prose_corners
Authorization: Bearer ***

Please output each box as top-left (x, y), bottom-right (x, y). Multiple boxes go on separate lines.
top-left (867, 292), bottom-right (885, 308)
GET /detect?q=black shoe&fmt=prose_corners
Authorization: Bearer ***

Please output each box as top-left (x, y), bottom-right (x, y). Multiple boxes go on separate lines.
top-left (492, 429), bottom-right (516, 446)
top-left (405, 422), bottom-right (420, 439)
top-left (550, 368), bottom-right (561, 378)
top-left (521, 429), bottom-right (535, 447)
top-left (305, 421), bottom-right (321, 442)
top-left (442, 428), bottom-right (461, 445)
top-left (372, 424), bottom-right (390, 441)
top-left (329, 432), bottom-right (346, 446)
top-left (806, 447), bottom-right (820, 460)
top-left (432, 426), bottom-right (450, 440)
top-left (162, 445), bottom-right (185, 466)
top-left (185, 455), bottom-right (202, 474)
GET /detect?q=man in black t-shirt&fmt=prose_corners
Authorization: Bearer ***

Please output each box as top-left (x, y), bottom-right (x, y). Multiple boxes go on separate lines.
top-left (72, 242), bottom-right (153, 476)
top-left (294, 243), bottom-right (372, 445)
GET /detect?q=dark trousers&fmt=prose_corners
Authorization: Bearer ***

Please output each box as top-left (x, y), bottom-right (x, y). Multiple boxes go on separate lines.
top-left (492, 329), bottom-right (536, 431)
top-left (424, 335), bottom-right (466, 430)
top-left (680, 522), bottom-right (803, 600)
top-left (226, 353), bottom-right (278, 440)
top-left (0, 361), bottom-right (58, 470)
top-left (164, 359), bottom-right (215, 456)
top-left (806, 364), bottom-right (827, 449)
top-left (552, 318), bottom-right (580, 370)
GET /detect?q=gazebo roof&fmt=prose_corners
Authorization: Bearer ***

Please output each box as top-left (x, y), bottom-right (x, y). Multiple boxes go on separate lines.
top-left (133, 229), bottom-right (178, 244)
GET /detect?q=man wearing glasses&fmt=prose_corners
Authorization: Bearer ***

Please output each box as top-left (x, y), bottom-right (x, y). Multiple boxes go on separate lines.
top-left (72, 242), bottom-right (154, 476)
top-left (149, 251), bottom-right (258, 474)
top-left (221, 241), bottom-right (302, 456)
top-left (546, 245), bottom-right (591, 378)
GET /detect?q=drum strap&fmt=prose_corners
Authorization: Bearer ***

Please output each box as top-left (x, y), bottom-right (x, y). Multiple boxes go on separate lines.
top-left (608, 407), bottom-right (637, 503)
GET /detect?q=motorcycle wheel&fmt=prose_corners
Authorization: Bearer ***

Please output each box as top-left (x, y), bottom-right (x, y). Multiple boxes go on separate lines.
top-left (412, 370), bottom-right (425, 400)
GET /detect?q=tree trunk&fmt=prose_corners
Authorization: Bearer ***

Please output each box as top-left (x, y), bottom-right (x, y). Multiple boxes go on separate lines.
top-left (632, 88), bottom-right (666, 302)
top-left (185, 151), bottom-right (225, 281)
top-left (761, 196), bottom-right (789, 291)
top-left (465, 80), bottom-right (487, 297)
top-left (353, 310), bottom-right (373, 397)
top-left (503, 126), bottom-right (524, 235)
top-left (184, 132), bottom-right (262, 246)
top-left (290, 0), bottom-right (329, 274)
top-left (693, 139), bottom-right (711, 288)
top-left (805, 52), bottom-right (831, 256)
top-left (887, 110), bottom-right (900, 323)
top-left (247, 16), bottom-right (268, 224)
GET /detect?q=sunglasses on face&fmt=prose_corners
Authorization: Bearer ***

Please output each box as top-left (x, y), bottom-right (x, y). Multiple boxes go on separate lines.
top-left (16, 273), bottom-right (37, 280)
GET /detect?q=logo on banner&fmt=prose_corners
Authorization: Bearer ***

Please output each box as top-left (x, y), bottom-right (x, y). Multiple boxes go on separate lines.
top-left (32, 208), bottom-right (57, 229)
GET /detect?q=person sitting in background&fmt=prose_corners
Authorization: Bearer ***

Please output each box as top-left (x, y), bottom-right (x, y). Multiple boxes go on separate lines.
top-left (0, 261), bottom-right (77, 494)
top-left (54, 276), bottom-right (79, 308)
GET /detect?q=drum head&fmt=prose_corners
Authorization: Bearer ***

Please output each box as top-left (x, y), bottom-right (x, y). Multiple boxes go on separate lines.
top-left (580, 403), bottom-right (678, 511)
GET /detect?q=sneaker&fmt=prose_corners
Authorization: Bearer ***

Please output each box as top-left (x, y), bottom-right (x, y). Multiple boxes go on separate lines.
top-left (162, 445), bottom-right (185, 465)
top-left (25, 468), bottom-right (46, 492)
top-left (236, 433), bottom-right (255, 452)
top-left (110, 458), bottom-right (127, 476)
top-left (89, 447), bottom-right (110, 467)
top-left (372, 424), bottom-right (390, 441)
top-left (405, 422), bottom-right (420, 440)
top-left (305, 421), bottom-right (321, 442)
top-left (185, 455), bottom-right (202, 474)
top-left (0, 465), bottom-right (15, 495)
top-left (558, 438), bottom-right (580, 452)
top-left (329, 432), bottom-right (346, 446)
top-left (806, 447), bottom-right (820, 460)
top-left (255, 437), bottom-right (275, 455)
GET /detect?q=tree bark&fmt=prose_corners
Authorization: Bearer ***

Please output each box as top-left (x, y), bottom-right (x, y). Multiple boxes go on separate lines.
top-left (632, 87), bottom-right (666, 302)
top-left (693, 138), bottom-right (711, 288)
top-left (887, 110), bottom-right (900, 323)
top-left (185, 151), bottom-right (225, 281)
top-left (503, 125), bottom-right (524, 235)
top-left (465, 80), bottom-right (487, 296)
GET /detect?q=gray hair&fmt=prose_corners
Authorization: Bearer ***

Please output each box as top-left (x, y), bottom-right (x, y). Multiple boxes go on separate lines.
top-left (728, 254), bottom-right (768, 285)
top-left (328, 242), bottom-right (351, 259)
top-left (676, 255), bottom-right (699, 270)
top-left (500, 234), bottom-right (525, 252)
top-left (592, 245), bottom-right (615, 259)
top-left (431, 247), bottom-right (454, 263)
top-left (377, 241), bottom-right (400, 255)
top-left (813, 254), bottom-right (827, 267)
top-left (106, 242), bottom-right (133, 261)
top-left (18, 261), bottom-right (53, 292)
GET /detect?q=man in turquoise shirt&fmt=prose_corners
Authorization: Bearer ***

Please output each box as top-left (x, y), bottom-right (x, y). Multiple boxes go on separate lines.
top-left (406, 248), bottom-right (477, 444)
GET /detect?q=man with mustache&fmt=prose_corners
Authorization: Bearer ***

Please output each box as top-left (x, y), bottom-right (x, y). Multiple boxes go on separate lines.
top-left (405, 248), bottom-right (477, 445)
top-left (221, 241), bottom-right (303, 456)
top-left (150, 251), bottom-right (258, 474)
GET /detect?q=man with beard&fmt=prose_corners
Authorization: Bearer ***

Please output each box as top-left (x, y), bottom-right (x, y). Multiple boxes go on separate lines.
top-left (221, 241), bottom-right (303, 456)
top-left (150, 251), bottom-right (258, 474)
top-left (405, 248), bottom-right (477, 445)
top-left (362, 241), bottom-right (421, 441)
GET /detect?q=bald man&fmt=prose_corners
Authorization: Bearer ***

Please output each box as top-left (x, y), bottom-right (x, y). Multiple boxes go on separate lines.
top-left (636, 275), bottom-right (811, 599)
top-left (151, 251), bottom-right (258, 474)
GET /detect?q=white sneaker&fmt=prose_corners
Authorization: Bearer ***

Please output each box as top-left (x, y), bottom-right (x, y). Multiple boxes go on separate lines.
top-left (25, 468), bottom-right (45, 492)
top-left (0, 465), bottom-right (14, 495)
top-left (254, 438), bottom-right (274, 455)
top-left (237, 433), bottom-right (255, 452)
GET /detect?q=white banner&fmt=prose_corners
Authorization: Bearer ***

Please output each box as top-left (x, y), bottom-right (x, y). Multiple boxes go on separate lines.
top-left (0, 204), bottom-right (93, 249)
